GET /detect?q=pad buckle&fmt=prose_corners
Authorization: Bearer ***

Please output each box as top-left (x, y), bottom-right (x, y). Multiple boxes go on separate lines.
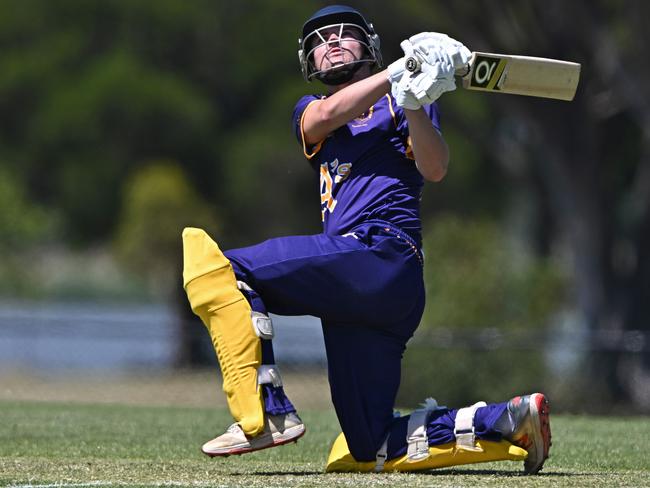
top-left (406, 397), bottom-right (444, 462)
top-left (257, 364), bottom-right (283, 387)
top-left (454, 401), bottom-right (487, 452)
top-left (374, 435), bottom-right (389, 472)
top-left (251, 311), bottom-right (274, 339)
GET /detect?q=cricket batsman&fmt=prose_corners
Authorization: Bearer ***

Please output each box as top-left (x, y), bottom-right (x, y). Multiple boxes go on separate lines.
top-left (182, 5), bottom-right (551, 474)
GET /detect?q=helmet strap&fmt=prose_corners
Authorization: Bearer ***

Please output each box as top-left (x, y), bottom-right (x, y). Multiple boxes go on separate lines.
top-left (316, 60), bottom-right (368, 85)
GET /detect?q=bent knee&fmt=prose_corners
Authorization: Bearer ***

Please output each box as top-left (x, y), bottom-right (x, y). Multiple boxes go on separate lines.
top-left (347, 438), bottom-right (382, 463)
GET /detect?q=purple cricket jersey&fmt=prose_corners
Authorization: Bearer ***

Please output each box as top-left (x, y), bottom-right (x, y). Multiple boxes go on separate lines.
top-left (292, 93), bottom-right (441, 246)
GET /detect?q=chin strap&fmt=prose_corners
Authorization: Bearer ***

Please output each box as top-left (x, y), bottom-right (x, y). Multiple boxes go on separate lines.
top-left (315, 59), bottom-right (369, 85)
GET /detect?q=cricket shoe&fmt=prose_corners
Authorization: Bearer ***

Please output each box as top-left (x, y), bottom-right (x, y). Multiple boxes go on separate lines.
top-left (499, 393), bottom-right (551, 474)
top-left (201, 412), bottom-right (305, 457)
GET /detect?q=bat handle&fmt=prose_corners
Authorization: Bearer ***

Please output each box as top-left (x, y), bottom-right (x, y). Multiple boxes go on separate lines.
top-left (454, 64), bottom-right (471, 77)
top-left (405, 56), bottom-right (420, 73)
top-left (452, 52), bottom-right (471, 77)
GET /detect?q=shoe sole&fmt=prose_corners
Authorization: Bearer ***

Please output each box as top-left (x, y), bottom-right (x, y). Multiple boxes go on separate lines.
top-left (202, 424), bottom-right (306, 457)
top-left (525, 393), bottom-right (551, 474)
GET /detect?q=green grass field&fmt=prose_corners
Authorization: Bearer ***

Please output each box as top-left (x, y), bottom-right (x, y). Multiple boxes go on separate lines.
top-left (1, 401), bottom-right (649, 488)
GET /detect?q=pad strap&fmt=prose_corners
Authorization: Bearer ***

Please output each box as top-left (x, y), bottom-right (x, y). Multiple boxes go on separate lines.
top-left (257, 364), bottom-right (283, 387)
top-left (406, 397), bottom-right (443, 462)
top-left (454, 401), bottom-right (487, 452)
top-left (374, 435), bottom-right (389, 472)
top-left (236, 281), bottom-right (275, 340)
top-left (236, 280), bottom-right (253, 292)
top-left (251, 311), bottom-right (274, 339)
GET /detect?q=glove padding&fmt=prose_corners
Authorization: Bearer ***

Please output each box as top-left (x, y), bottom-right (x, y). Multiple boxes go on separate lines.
top-left (387, 57), bottom-right (407, 85)
top-left (389, 40), bottom-right (422, 110)
top-left (407, 32), bottom-right (472, 70)
top-left (406, 44), bottom-right (457, 105)
top-left (389, 32), bottom-right (468, 109)
top-left (391, 69), bottom-right (421, 110)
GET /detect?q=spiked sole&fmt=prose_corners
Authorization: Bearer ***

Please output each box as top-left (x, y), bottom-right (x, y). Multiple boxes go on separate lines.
top-left (525, 393), bottom-right (552, 474)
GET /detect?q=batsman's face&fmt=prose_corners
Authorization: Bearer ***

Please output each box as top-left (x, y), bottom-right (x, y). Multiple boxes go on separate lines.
top-left (311, 25), bottom-right (366, 72)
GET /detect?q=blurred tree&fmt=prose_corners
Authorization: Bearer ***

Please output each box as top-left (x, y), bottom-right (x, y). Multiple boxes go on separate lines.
top-left (114, 161), bottom-right (219, 365)
top-left (0, 166), bottom-right (58, 294)
top-left (0, 167), bottom-right (54, 249)
top-left (0, 0), bottom-right (314, 238)
top-left (0, 0), bottom-right (218, 243)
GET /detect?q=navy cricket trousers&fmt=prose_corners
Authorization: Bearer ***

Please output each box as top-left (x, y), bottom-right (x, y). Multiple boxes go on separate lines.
top-left (225, 221), bottom-right (425, 461)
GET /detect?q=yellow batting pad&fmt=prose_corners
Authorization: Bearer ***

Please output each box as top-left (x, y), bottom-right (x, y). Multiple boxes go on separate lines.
top-left (182, 227), bottom-right (264, 436)
top-left (325, 432), bottom-right (527, 473)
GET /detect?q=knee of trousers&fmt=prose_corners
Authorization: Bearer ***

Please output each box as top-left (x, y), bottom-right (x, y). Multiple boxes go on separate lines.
top-left (325, 432), bottom-right (527, 473)
top-left (182, 227), bottom-right (264, 436)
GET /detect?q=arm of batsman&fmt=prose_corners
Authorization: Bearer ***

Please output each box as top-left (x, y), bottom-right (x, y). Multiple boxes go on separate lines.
top-left (407, 32), bottom-right (472, 70)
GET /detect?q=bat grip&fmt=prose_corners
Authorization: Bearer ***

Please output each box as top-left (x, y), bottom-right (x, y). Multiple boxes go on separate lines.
top-left (452, 51), bottom-right (471, 76)
top-left (454, 64), bottom-right (470, 77)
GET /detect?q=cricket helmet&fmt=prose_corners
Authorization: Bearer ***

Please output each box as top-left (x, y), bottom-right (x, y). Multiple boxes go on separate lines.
top-left (298, 5), bottom-right (383, 85)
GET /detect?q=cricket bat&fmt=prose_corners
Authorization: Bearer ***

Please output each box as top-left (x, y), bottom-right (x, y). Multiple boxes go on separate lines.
top-left (405, 52), bottom-right (581, 101)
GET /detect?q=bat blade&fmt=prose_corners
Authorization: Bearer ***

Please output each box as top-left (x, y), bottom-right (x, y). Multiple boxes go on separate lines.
top-left (459, 52), bottom-right (581, 101)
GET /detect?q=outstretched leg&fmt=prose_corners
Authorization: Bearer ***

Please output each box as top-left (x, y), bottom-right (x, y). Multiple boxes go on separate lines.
top-left (183, 228), bottom-right (305, 456)
top-left (182, 227), bottom-right (264, 436)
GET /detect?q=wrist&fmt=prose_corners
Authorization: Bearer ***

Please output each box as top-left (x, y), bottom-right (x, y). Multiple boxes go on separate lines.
top-left (387, 58), bottom-right (405, 84)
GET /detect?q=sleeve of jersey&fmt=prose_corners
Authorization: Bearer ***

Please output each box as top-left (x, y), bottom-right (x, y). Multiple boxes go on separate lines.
top-left (292, 95), bottom-right (325, 160)
top-left (395, 101), bottom-right (443, 160)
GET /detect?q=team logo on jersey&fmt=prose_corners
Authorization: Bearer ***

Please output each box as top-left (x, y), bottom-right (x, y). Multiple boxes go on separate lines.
top-left (320, 159), bottom-right (352, 221)
top-left (331, 159), bottom-right (352, 183)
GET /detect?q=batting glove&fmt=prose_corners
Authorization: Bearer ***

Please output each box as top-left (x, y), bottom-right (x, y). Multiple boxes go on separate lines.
top-left (388, 40), bottom-right (422, 110)
top-left (387, 57), bottom-right (407, 85)
top-left (391, 71), bottom-right (421, 110)
top-left (408, 51), bottom-right (457, 105)
top-left (407, 32), bottom-right (472, 71)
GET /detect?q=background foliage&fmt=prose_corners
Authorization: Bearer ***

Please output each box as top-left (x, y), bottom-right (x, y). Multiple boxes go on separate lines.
top-left (0, 0), bottom-right (648, 411)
